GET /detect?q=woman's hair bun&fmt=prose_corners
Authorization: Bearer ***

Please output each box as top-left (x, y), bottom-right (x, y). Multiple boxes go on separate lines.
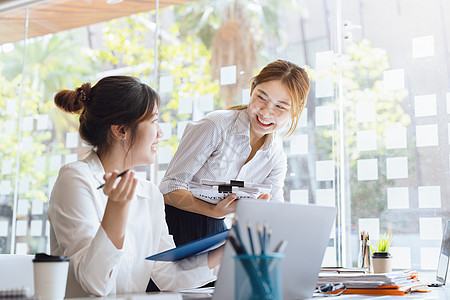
top-left (54, 82), bottom-right (91, 113)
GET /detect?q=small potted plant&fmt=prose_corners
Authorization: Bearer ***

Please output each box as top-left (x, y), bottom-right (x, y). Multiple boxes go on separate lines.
top-left (369, 233), bottom-right (393, 273)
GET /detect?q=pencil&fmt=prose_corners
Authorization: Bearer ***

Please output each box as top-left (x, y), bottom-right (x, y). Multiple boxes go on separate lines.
top-left (247, 222), bottom-right (255, 255)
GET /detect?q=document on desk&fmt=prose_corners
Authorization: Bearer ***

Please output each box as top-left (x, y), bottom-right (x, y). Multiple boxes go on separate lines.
top-left (145, 230), bottom-right (229, 261)
top-left (317, 270), bottom-right (430, 296)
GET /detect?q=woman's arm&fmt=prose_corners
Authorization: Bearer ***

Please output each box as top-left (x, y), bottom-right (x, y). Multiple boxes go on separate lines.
top-left (100, 170), bottom-right (138, 249)
top-left (164, 189), bottom-right (237, 218)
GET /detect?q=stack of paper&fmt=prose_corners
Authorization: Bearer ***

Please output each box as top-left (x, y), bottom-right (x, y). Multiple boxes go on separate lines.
top-left (189, 179), bottom-right (271, 204)
top-left (317, 270), bottom-right (429, 296)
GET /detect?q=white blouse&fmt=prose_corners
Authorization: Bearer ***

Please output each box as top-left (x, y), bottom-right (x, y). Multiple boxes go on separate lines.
top-left (159, 109), bottom-right (287, 202)
top-left (47, 151), bottom-right (215, 297)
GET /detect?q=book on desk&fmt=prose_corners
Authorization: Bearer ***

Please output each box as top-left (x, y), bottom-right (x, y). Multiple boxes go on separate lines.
top-left (317, 270), bottom-right (430, 296)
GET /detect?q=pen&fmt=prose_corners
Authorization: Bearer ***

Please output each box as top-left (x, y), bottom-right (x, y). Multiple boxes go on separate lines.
top-left (96, 169), bottom-right (130, 189)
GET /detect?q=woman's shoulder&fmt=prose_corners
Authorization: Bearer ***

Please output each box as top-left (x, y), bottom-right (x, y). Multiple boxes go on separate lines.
top-left (58, 159), bottom-right (91, 177)
top-left (204, 109), bottom-right (239, 124)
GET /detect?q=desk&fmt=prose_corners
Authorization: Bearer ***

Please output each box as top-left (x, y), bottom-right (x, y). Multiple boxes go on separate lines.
top-left (67, 286), bottom-right (450, 300)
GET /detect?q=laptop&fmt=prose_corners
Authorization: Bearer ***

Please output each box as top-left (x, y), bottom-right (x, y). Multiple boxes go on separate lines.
top-left (427, 220), bottom-right (450, 287)
top-left (212, 199), bottom-right (337, 300)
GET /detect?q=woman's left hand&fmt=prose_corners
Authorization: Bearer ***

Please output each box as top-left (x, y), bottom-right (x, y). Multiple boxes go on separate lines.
top-left (257, 193), bottom-right (271, 201)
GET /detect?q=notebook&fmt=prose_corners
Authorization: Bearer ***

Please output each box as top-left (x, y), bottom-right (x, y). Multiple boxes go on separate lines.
top-left (212, 199), bottom-right (337, 300)
top-left (145, 229), bottom-right (229, 261)
top-left (426, 220), bottom-right (450, 287)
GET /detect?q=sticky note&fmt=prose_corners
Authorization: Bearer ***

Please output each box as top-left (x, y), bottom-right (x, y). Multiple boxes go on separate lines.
top-left (66, 132), bottom-right (79, 148)
top-left (159, 75), bottom-right (174, 94)
top-left (242, 89), bottom-right (251, 105)
top-left (158, 122), bottom-right (172, 141)
top-left (421, 247), bottom-right (440, 270)
top-left (31, 198), bottom-right (44, 215)
top-left (16, 220), bottom-right (27, 236)
top-left (290, 134), bottom-right (308, 155)
top-left (414, 94), bottom-right (437, 117)
top-left (220, 65), bottom-right (237, 86)
top-left (387, 187), bottom-right (409, 209)
top-left (35, 157), bottom-right (46, 172)
top-left (418, 186), bottom-right (441, 208)
top-left (198, 94), bottom-right (214, 112)
top-left (158, 146), bottom-right (173, 164)
top-left (315, 105), bottom-right (334, 126)
top-left (386, 157), bottom-right (408, 179)
top-left (298, 108), bottom-right (308, 128)
top-left (412, 35), bottom-right (435, 58)
top-left (315, 77), bottom-right (334, 98)
top-left (30, 220), bottom-right (42, 236)
top-left (178, 97), bottom-right (193, 115)
top-left (22, 116), bottom-right (34, 132)
top-left (315, 50), bottom-right (334, 70)
top-left (419, 217), bottom-right (442, 240)
top-left (1, 160), bottom-right (13, 175)
top-left (357, 159), bottom-right (378, 181)
top-left (358, 218), bottom-right (380, 240)
top-left (0, 220), bottom-right (8, 237)
top-left (22, 136), bottom-right (33, 152)
top-left (4, 119), bottom-right (15, 134)
top-left (356, 102), bottom-right (376, 123)
top-left (17, 199), bottom-right (29, 215)
top-left (49, 155), bottom-right (62, 171)
top-left (390, 247), bottom-right (411, 269)
top-left (385, 126), bottom-right (407, 149)
top-left (36, 114), bottom-right (49, 130)
top-left (316, 189), bottom-right (335, 207)
top-left (0, 180), bottom-right (12, 195)
top-left (416, 124), bottom-right (438, 147)
top-left (383, 69), bottom-right (405, 91)
top-left (316, 160), bottom-right (334, 181)
top-left (356, 130), bottom-right (377, 151)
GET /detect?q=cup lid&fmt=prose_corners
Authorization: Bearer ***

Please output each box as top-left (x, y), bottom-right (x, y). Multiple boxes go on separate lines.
top-left (33, 253), bottom-right (69, 263)
top-left (371, 252), bottom-right (392, 258)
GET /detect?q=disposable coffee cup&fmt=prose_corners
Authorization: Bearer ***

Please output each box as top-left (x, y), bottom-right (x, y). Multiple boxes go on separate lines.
top-left (33, 253), bottom-right (69, 300)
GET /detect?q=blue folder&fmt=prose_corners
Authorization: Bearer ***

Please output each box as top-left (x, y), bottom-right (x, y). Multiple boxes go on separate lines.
top-left (145, 229), bottom-right (229, 261)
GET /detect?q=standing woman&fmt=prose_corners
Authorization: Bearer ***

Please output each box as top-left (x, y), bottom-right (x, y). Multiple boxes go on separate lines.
top-left (160, 59), bottom-right (310, 246)
top-left (47, 76), bottom-right (220, 297)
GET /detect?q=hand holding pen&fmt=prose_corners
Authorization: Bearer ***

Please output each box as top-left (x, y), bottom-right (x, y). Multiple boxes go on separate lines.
top-left (100, 169), bottom-right (137, 204)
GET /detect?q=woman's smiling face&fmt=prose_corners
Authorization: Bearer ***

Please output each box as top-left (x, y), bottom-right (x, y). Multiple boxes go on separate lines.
top-left (247, 80), bottom-right (292, 139)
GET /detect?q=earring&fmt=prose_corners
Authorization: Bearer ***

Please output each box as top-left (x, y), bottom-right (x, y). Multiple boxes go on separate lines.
top-left (121, 136), bottom-right (126, 142)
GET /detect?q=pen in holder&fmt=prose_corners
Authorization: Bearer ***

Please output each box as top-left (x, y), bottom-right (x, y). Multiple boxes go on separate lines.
top-left (359, 231), bottom-right (371, 271)
top-left (234, 253), bottom-right (284, 300)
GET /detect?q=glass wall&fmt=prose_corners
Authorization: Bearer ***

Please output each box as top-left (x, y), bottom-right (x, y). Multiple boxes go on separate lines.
top-left (1, 0), bottom-right (450, 272)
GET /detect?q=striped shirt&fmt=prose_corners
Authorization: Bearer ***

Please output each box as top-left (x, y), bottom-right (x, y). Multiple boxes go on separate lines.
top-left (159, 108), bottom-right (287, 202)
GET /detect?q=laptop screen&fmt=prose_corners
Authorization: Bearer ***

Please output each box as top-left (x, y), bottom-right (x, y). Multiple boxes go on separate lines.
top-left (436, 220), bottom-right (450, 285)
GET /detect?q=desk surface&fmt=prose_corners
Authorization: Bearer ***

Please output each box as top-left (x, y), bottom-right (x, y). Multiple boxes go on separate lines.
top-left (66, 286), bottom-right (450, 300)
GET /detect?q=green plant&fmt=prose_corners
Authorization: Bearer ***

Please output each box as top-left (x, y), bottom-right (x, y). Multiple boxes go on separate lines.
top-left (369, 233), bottom-right (392, 253)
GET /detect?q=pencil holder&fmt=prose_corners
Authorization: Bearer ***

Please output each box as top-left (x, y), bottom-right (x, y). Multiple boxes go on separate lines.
top-left (234, 253), bottom-right (284, 300)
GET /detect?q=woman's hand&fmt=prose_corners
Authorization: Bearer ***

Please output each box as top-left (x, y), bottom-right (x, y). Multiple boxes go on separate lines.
top-left (102, 170), bottom-right (138, 206)
top-left (101, 170), bottom-right (138, 249)
top-left (207, 244), bottom-right (224, 269)
top-left (257, 193), bottom-right (271, 201)
top-left (212, 194), bottom-right (238, 218)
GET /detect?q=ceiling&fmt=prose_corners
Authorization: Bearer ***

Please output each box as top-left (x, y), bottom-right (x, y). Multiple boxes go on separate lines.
top-left (0, 0), bottom-right (191, 45)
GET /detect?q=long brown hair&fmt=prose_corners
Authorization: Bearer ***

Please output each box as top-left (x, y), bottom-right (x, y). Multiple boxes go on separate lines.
top-left (54, 76), bottom-right (160, 156)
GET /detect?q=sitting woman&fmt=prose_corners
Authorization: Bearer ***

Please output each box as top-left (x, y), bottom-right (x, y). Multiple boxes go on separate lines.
top-left (47, 76), bottom-right (221, 297)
